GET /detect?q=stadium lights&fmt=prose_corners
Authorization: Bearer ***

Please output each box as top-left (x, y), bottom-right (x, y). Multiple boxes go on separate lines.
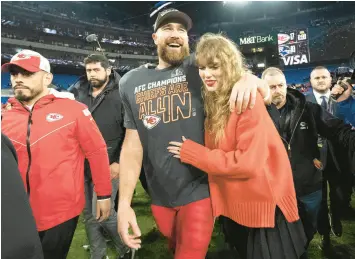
top-left (257, 63), bottom-right (265, 68)
top-left (223, 0), bottom-right (249, 5)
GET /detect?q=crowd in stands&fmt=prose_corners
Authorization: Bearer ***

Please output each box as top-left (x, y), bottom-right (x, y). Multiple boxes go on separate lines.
top-left (1, 43), bottom-right (144, 76)
top-left (2, 1), bottom-right (151, 33)
top-left (288, 83), bottom-right (311, 93)
top-left (2, 2), bottom-right (201, 57)
top-left (220, 3), bottom-right (355, 63)
top-left (4, 1), bottom-right (354, 65)
top-left (310, 18), bottom-right (355, 62)
top-left (1, 19), bottom-right (157, 56)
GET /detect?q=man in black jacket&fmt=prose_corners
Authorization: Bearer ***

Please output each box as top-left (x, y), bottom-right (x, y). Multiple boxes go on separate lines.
top-left (262, 67), bottom-right (355, 258)
top-left (69, 54), bottom-right (132, 259)
top-left (1, 133), bottom-right (44, 259)
top-left (307, 66), bottom-right (352, 250)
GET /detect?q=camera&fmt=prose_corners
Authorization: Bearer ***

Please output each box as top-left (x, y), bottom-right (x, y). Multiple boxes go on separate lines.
top-left (331, 51), bottom-right (355, 100)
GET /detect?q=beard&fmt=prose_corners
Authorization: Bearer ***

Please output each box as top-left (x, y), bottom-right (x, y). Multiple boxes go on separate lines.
top-left (158, 42), bottom-right (190, 67)
top-left (272, 94), bottom-right (285, 107)
top-left (14, 86), bottom-right (43, 103)
top-left (89, 76), bottom-right (108, 89)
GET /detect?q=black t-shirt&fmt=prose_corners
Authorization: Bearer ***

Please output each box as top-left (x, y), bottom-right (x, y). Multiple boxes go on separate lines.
top-left (119, 55), bottom-right (210, 207)
top-left (71, 74), bottom-right (125, 167)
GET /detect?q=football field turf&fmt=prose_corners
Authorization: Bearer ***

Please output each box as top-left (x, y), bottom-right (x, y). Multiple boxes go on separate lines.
top-left (68, 183), bottom-right (355, 259)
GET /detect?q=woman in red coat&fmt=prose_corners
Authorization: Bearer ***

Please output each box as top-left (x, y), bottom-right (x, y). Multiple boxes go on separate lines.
top-left (168, 33), bottom-right (307, 259)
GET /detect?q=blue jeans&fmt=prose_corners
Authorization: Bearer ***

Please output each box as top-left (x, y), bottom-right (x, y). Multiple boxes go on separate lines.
top-left (298, 190), bottom-right (322, 247)
top-left (83, 177), bottom-right (127, 258)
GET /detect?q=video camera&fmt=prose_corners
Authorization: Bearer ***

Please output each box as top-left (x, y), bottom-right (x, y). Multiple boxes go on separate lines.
top-left (331, 50), bottom-right (355, 100)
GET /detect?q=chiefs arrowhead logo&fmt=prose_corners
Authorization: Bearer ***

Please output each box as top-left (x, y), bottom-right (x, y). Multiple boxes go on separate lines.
top-left (13, 53), bottom-right (31, 61)
top-left (277, 33), bottom-right (290, 45)
top-left (142, 115), bottom-right (161, 130)
top-left (46, 113), bottom-right (64, 122)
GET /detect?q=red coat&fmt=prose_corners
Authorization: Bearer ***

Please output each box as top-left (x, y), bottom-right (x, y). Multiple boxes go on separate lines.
top-left (2, 90), bottom-right (112, 231)
top-left (180, 94), bottom-right (299, 228)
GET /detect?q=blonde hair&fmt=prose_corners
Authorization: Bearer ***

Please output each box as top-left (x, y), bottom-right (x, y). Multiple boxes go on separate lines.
top-left (196, 33), bottom-right (247, 145)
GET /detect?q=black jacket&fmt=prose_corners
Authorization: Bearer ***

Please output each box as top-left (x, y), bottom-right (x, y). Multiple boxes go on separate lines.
top-left (1, 134), bottom-right (44, 259)
top-left (267, 89), bottom-right (355, 196)
top-left (306, 91), bottom-right (353, 177)
top-left (68, 70), bottom-right (125, 176)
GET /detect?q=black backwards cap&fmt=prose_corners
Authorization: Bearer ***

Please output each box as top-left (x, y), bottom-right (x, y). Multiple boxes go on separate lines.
top-left (150, 3), bottom-right (192, 32)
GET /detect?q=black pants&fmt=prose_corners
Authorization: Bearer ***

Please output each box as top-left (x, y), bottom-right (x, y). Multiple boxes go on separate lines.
top-left (317, 168), bottom-right (343, 236)
top-left (38, 216), bottom-right (79, 259)
top-left (342, 170), bottom-right (354, 209)
top-left (219, 216), bottom-right (249, 258)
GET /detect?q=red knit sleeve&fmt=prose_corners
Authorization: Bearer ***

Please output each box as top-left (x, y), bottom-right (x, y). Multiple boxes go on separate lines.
top-left (180, 95), bottom-right (270, 179)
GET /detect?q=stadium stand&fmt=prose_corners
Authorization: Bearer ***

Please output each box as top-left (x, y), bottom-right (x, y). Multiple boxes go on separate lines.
top-left (1, 1), bottom-right (354, 102)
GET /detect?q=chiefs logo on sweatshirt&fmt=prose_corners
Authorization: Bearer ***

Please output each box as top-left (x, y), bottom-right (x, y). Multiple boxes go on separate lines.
top-left (143, 115), bottom-right (161, 130)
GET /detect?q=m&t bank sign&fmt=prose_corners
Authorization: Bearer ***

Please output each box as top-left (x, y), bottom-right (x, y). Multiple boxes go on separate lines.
top-left (239, 35), bottom-right (274, 45)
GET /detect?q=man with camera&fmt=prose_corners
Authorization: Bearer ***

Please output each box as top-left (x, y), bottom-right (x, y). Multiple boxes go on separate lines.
top-left (332, 77), bottom-right (355, 210)
top-left (307, 66), bottom-right (353, 251)
top-left (331, 78), bottom-right (355, 126)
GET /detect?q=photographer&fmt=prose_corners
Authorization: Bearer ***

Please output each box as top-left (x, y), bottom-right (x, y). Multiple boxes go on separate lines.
top-left (332, 78), bottom-right (355, 200)
top-left (331, 78), bottom-right (355, 126)
top-left (307, 66), bottom-right (353, 250)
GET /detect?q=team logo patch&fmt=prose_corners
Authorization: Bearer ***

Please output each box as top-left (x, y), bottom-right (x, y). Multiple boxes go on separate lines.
top-left (143, 115), bottom-right (161, 130)
top-left (171, 68), bottom-right (184, 78)
top-left (300, 121), bottom-right (308, 130)
top-left (278, 34), bottom-right (290, 45)
top-left (278, 45), bottom-right (291, 57)
top-left (13, 53), bottom-right (32, 60)
top-left (82, 108), bottom-right (91, 116)
top-left (46, 113), bottom-right (64, 122)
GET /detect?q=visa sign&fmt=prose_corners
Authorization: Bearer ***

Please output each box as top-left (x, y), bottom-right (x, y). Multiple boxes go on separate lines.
top-left (282, 54), bottom-right (309, 66)
top-left (239, 35), bottom-right (274, 45)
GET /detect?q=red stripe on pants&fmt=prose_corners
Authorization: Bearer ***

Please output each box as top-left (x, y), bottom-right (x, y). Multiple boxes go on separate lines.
top-left (151, 198), bottom-right (214, 259)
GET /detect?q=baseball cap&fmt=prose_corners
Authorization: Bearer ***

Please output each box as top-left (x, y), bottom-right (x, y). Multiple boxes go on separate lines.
top-left (1, 49), bottom-right (51, 73)
top-left (153, 8), bottom-right (192, 32)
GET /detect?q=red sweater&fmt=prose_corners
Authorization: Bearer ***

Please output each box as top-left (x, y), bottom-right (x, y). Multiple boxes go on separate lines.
top-left (180, 94), bottom-right (299, 228)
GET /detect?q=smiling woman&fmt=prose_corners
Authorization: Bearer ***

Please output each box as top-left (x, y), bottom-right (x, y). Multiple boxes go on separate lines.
top-left (196, 33), bottom-right (246, 144)
top-left (168, 33), bottom-right (307, 259)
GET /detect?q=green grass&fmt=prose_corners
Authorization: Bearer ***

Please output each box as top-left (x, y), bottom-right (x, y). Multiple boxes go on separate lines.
top-left (68, 183), bottom-right (355, 259)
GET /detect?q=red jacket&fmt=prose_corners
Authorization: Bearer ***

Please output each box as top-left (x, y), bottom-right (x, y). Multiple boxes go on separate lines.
top-left (2, 90), bottom-right (112, 231)
top-left (180, 94), bottom-right (299, 228)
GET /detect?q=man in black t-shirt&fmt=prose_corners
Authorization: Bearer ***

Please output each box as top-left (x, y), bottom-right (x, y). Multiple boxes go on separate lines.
top-left (117, 8), bottom-right (270, 258)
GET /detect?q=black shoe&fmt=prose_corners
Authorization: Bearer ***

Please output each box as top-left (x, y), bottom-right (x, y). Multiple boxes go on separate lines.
top-left (318, 235), bottom-right (331, 251)
top-left (329, 213), bottom-right (342, 237)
